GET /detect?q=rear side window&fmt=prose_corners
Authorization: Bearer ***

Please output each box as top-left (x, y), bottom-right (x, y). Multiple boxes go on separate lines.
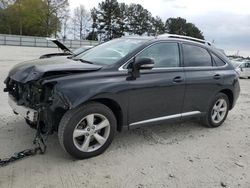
top-left (212, 53), bottom-right (226, 66)
top-left (183, 44), bottom-right (212, 67)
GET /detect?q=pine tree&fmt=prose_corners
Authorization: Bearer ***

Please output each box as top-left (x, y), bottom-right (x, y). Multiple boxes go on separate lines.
top-left (97, 0), bottom-right (121, 40)
top-left (127, 4), bottom-right (152, 36)
top-left (150, 16), bottom-right (165, 36)
top-left (165, 17), bottom-right (204, 39)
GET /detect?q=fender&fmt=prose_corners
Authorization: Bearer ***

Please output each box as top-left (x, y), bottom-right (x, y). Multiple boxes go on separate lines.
top-left (46, 71), bottom-right (130, 127)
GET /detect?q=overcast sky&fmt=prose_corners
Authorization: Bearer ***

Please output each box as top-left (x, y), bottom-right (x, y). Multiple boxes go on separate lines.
top-left (69, 0), bottom-right (250, 56)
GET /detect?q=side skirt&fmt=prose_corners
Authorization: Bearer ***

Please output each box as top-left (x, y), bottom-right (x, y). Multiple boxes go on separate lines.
top-left (129, 111), bottom-right (201, 129)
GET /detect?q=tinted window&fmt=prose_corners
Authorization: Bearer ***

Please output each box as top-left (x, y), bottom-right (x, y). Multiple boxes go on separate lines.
top-left (212, 53), bottom-right (226, 66)
top-left (183, 44), bottom-right (212, 67)
top-left (137, 43), bottom-right (180, 68)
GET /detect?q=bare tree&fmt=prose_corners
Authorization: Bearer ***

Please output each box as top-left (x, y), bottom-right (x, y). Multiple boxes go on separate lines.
top-left (60, 13), bottom-right (70, 39)
top-left (0, 0), bottom-right (15, 9)
top-left (42, 0), bottom-right (69, 37)
top-left (72, 5), bottom-right (91, 40)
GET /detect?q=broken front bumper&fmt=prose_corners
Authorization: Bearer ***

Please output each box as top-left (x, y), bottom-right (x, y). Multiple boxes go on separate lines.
top-left (8, 95), bottom-right (38, 122)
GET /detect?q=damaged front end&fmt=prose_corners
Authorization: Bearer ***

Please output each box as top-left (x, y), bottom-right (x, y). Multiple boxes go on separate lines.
top-left (4, 77), bottom-right (69, 134)
top-left (4, 57), bottom-right (102, 134)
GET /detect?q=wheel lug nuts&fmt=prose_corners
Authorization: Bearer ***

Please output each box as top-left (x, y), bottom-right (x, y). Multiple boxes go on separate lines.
top-left (86, 133), bottom-right (89, 136)
top-left (87, 128), bottom-right (90, 131)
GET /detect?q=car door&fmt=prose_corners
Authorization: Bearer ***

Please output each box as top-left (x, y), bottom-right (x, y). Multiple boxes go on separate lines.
top-left (182, 43), bottom-right (225, 113)
top-left (127, 42), bottom-right (185, 127)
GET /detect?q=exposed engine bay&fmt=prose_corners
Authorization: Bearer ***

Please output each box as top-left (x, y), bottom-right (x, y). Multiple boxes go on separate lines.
top-left (4, 77), bottom-right (59, 134)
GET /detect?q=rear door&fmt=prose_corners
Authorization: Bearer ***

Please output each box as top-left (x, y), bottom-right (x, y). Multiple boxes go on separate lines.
top-left (182, 43), bottom-right (225, 113)
top-left (127, 42), bottom-right (185, 127)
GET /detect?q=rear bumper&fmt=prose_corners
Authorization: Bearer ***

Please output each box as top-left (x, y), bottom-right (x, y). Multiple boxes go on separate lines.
top-left (8, 95), bottom-right (38, 122)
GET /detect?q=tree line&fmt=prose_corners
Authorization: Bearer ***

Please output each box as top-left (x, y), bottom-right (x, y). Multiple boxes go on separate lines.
top-left (0, 0), bottom-right (204, 41)
top-left (0, 0), bottom-right (69, 37)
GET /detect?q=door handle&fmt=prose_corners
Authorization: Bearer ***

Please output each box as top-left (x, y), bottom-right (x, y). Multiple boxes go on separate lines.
top-left (213, 74), bottom-right (221, 80)
top-left (173, 76), bottom-right (183, 83)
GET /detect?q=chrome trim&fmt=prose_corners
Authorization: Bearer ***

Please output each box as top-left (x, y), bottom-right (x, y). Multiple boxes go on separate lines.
top-left (129, 111), bottom-right (201, 126)
top-left (8, 96), bottom-right (38, 122)
top-left (141, 64), bottom-right (154, 68)
top-left (181, 111), bottom-right (201, 116)
top-left (130, 114), bottom-right (181, 126)
top-left (183, 63), bottom-right (228, 70)
top-left (119, 66), bottom-right (183, 72)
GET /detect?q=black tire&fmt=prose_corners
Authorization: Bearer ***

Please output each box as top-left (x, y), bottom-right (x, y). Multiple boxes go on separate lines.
top-left (58, 102), bottom-right (117, 159)
top-left (202, 93), bottom-right (230, 128)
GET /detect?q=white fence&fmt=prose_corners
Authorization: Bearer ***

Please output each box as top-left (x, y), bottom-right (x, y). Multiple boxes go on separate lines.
top-left (0, 34), bottom-right (99, 48)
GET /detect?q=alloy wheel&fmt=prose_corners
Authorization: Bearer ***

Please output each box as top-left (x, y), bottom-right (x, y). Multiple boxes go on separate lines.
top-left (73, 113), bottom-right (110, 152)
top-left (211, 98), bottom-right (228, 124)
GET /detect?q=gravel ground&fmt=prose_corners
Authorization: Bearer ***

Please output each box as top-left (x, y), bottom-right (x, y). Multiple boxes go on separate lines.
top-left (0, 45), bottom-right (250, 188)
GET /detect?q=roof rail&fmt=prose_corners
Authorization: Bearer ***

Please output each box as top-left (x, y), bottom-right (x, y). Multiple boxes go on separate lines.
top-left (157, 34), bottom-right (213, 46)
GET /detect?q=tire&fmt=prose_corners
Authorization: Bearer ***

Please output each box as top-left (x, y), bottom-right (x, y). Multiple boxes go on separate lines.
top-left (58, 102), bottom-right (117, 159)
top-left (202, 93), bottom-right (229, 128)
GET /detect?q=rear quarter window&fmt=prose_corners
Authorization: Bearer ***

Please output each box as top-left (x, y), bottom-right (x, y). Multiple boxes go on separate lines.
top-left (211, 53), bottom-right (226, 66)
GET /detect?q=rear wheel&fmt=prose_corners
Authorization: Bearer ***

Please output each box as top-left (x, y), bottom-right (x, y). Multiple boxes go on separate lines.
top-left (58, 102), bottom-right (116, 159)
top-left (203, 93), bottom-right (229, 127)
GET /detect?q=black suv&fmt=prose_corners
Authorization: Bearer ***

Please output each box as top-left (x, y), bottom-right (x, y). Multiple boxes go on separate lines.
top-left (4, 34), bottom-right (240, 159)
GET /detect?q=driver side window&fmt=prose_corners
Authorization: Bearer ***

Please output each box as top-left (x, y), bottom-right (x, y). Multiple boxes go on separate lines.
top-left (136, 42), bottom-right (180, 68)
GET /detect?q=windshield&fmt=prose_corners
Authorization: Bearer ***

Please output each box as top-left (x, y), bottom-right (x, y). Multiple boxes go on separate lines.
top-left (74, 38), bottom-right (147, 65)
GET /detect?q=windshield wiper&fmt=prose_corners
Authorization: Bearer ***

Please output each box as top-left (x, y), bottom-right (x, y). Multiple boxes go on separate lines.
top-left (73, 58), bottom-right (93, 64)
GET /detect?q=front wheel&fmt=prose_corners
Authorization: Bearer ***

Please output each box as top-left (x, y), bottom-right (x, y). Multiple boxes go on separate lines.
top-left (203, 93), bottom-right (229, 128)
top-left (58, 102), bottom-right (116, 159)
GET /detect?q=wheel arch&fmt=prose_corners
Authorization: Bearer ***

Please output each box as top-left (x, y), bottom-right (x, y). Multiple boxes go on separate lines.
top-left (219, 89), bottom-right (234, 110)
top-left (88, 98), bottom-right (125, 132)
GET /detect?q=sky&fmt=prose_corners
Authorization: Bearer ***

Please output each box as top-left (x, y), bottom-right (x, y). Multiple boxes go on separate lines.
top-left (69, 0), bottom-right (250, 57)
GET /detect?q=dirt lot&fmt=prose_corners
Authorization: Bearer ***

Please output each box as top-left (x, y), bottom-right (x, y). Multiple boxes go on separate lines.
top-left (0, 45), bottom-right (249, 188)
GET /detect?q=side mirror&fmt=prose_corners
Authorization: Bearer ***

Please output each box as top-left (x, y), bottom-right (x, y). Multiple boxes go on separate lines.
top-left (134, 58), bottom-right (154, 70)
top-left (127, 58), bottom-right (154, 80)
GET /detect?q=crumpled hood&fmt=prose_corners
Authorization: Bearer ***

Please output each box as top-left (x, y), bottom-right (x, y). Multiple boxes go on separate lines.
top-left (8, 57), bottom-right (102, 83)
